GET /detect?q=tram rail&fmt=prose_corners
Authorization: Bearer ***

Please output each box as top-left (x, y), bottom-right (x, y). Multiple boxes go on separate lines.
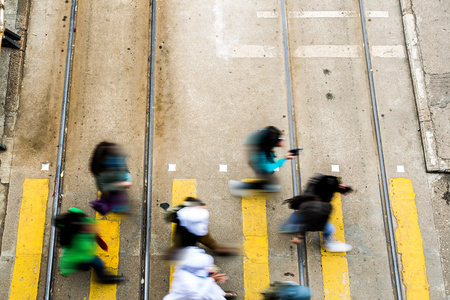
top-left (38, 0), bottom-right (429, 299)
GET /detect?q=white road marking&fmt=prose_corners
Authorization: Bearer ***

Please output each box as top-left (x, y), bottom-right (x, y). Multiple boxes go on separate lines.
top-left (372, 45), bottom-right (405, 58)
top-left (294, 45), bottom-right (360, 58)
top-left (232, 45), bottom-right (279, 58)
top-left (219, 165), bottom-right (228, 172)
top-left (367, 11), bottom-right (389, 18)
top-left (41, 163), bottom-right (50, 171)
top-left (214, 0), bottom-right (232, 59)
top-left (257, 11), bottom-right (278, 18)
top-left (332, 165), bottom-right (340, 172)
top-left (397, 165), bottom-right (405, 173)
top-left (168, 164), bottom-right (176, 171)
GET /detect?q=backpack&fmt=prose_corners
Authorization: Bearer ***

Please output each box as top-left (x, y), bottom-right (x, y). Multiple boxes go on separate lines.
top-left (163, 197), bottom-right (205, 223)
top-left (163, 205), bottom-right (185, 223)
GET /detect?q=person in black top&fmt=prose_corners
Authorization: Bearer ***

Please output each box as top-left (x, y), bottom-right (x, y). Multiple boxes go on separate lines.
top-left (279, 174), bottom-right (353, 252)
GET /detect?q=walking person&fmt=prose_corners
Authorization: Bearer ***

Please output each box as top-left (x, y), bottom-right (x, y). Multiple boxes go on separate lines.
top-left (261, 281), bottom-right (311, 300)
top-left (164, 246), bottom-right (237, 300)
top-left (89, 141), bottom-right (132, 215)
top-left (54, 207), bottom-right (125, 283)
top-left (230, 126), bottom-right (298, 196)
top-left (279, 174), bottom-right (353, 252)
top-left (164, 197), bottom-right (238, 258)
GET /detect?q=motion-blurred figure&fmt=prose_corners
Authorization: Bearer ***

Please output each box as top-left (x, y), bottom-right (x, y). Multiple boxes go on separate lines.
top-left (164, 197), bottom-right (238, 258)
top-left (89, 142), bottom-right (131, 215)
top-left (279, 174), bottom-right (353, 252)
top-left (164, 247), bottom-right (237, 300)
top-left (54, 208), bottom-right (125, 283)
top-left (261, 281), bottom-right (311, 300)
top-left (229, 126), bottom-right (298, 196)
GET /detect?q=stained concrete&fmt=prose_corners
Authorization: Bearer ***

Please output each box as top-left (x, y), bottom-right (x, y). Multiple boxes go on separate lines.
top-left (0, 0), bottom-right (449, 299)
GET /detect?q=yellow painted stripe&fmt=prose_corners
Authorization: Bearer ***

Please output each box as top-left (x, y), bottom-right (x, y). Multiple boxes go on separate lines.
top-left (170, 179), bottom-right (197, 282)
top-left (389, 178), bottom-right (429, 299)
top-left (10, 179), bottom-right (49, 300)
top-left (89, 213), bottom-right (121, 300)
top-left (242, 185), bottom-right (269, 300)
top-left (321, 193), bottom-right (351, 300)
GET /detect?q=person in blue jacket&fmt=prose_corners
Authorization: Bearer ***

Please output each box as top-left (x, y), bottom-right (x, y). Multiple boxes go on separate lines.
top-left (230, 126), bottom-right (297, 196)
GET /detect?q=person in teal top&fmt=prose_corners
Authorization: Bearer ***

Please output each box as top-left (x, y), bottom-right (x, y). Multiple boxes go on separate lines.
top-left (54, 208), bottom-right (124, 283)
top-left (89, 142), bottom-right (132, 215)
top-left (230, 126), bottom-right (297, 196)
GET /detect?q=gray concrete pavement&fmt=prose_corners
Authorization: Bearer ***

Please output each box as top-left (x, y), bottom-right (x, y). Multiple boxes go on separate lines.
top-left (399, 0), bottom-right (449, 173)
top-left (0, 0), bottom-right (449, 299)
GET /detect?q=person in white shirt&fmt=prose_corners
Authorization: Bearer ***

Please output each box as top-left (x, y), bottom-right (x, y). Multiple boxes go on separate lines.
top-left (164, 247), bottom-right (237, 300)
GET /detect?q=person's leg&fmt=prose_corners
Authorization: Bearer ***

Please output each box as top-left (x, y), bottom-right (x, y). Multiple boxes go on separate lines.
top-left (198, 232), bottom-right (220, 250)
top-left (110, 191), bottom-right (130, 213)
top-left (89, 256), bottom-right (126, 283)
top-left (322, 221), bottom-right (335, 241)
top-left (322, 221), bottom-right (352, 252)
top-left (279, 211), bottom-right (304, 233)
top-left (198, 233), bottom-right (238, 256)
top-left (89, 256), bottom-right (106, 278)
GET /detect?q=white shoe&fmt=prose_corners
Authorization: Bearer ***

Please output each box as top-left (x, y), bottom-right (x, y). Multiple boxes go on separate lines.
top-left (324, 240), bottom-right (352, 252)
top-left (229, 180), bottom-right (250, 197)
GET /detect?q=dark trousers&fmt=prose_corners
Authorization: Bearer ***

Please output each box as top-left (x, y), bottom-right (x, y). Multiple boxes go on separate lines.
top-left (79, 256), bottom-right (105, 278)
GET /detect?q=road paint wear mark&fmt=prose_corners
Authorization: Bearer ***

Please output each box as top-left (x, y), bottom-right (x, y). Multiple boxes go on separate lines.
top-left (89, 213), bottom-right (121, 300)
top-left (415, 68), bottom-right (426, 99)
top-left (294, 45), bottom-right (404, 58)
top-left (170, 179), bottom-right (197, 283)
top-left (372, 45), bottom-right (405, 58)
top-left (294, 45), bottom-right (360, 58)
top-left (242, 180), bottom-right (269, 300)
top-left (321, 193), bottom-right (351, 300)
top-left (256, 11), bottom-right (389, 18)
top-left (425, 131), bottom-right (437, 166)
top-left (389, 178), bottom-right (430, 299)
top-left (232, 45), bottom-right (279, 58)
top-left (10, 179), bottom-right (49, 299)
top-left (290, 11), bottom-right (357, 18)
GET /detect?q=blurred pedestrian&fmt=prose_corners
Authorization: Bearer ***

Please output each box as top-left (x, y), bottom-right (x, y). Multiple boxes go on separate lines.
top-left (164, 197), bottom-right (238, 258)
top-left (261, 281), bottom-right (311, 300)
top-left (54, 207), bottom-right (125, 283)
top-left (279, 174), bottom-right (353, 252)
top-left (230, 126), bottom-right (298, 196)
top-left (164, 246), bottom-right (237, 300)
top-left (89, 142), bottom-right (131, 215)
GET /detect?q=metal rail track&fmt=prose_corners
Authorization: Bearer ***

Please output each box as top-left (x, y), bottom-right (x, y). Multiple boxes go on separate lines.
top-left (281, 0), bottom-right (404, 297)
top-left (44, 0), bottom-right (77, 298)
top-left (42, 0), bottom-right (405, 299)
top-left (43, 0), bottom-right (157, 299)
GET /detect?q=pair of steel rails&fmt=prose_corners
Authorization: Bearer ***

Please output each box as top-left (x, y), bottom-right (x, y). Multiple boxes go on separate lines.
top-left (43, 0), bottom-right (403, 299)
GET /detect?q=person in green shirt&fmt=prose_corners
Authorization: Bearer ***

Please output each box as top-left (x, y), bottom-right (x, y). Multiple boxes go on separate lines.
top-left (54, 208), bottom-right (125, 283)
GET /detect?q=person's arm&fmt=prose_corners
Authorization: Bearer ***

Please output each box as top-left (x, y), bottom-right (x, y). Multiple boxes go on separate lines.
top-left (250, 152), bottom-right (288, 173)
top-left (176, 271), bottom-right (226, 300)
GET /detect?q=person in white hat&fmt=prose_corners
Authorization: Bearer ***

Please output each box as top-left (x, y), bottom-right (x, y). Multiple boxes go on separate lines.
top-left (164, 247), bottom-right (237, 300)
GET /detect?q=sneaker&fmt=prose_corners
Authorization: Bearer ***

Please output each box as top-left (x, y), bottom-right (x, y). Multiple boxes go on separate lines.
top-left (261, 184), bottom-right (281, 193)
top-left (323, 240), bottom-right (352, 252)
top-left (229, 180), bottom-right (251, 197)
